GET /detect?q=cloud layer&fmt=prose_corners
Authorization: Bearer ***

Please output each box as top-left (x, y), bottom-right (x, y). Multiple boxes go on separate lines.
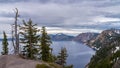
top-left (0, 0), bottom-right (120, 35)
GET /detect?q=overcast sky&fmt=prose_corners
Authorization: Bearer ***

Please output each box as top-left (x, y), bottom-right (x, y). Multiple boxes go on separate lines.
top-left (0, 0), bottom-right (120, 36)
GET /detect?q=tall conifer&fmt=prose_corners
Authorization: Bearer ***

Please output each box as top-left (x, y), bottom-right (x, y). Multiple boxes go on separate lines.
top-left (20, 19), bottom-right (40, 59)
top-left (40, 26), bottom-right (52, 62)
top-left (57, 47), bottom-right (68, 67)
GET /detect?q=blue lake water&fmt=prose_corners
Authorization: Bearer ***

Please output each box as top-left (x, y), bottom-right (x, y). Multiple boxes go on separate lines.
top-left (51, 41), bottom-right (95, 68)
top-left (0, 41), bottom-right (95, 68)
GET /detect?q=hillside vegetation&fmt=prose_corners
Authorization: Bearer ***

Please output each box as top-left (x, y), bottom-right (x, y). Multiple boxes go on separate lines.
top-left (87, 29), bottom-right (120, 68)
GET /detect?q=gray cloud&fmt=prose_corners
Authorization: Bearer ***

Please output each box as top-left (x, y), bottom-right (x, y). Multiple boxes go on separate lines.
top-left (0, 0), bottom-right (120, 35)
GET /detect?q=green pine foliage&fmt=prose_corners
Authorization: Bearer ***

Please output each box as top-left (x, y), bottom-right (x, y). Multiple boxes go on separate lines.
top-left (1, 31), bottom-right (8, 55)
top-left (88, 34), bottom-right (120, 68)
top-left (40, 26), bottom-right (52, 62)
top-left (65, 65), bottom-right (73, 68)
top-left (88, 46), bottom-right (113, 68)
top-left (57, 47), bottom-right (68, 67)
top-left (20, 19), bottom-right (40, 59)
top-left (56, 47), bottom-right (73, 68)
top-left (36, 63), bottom-right (62, 68)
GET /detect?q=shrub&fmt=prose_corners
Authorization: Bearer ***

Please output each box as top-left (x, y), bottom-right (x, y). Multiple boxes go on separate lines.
top-left (49, 63), bottom-right (57, 68)
top-left (36, 64), bottom-right (50, 68)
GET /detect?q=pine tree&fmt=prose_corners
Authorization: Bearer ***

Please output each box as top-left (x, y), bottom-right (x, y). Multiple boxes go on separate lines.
top-left (88, 46), bottom-right (113, 68)
top-left (20, 19), bottom-right (40, 59)
top-left (57, 47), bottom-right (68, 68)
top-left (88, 34), bottom-right (120, 68)
top-left (40, 26), bottom-right (52, 62)
top-left (1, 31), bottom-right (8, 55)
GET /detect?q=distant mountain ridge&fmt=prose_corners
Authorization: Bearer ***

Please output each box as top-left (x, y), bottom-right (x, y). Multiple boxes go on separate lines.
top-left (86, 29), bottom-right (120, 68)
top-left (86, 29), bottom-right (120, 50)
top-left (0, 33), bottom-right (99, 43)
top-left (49, 33), bottom-right (75, 41)
top-left (73, 32), bottom-right (99, 43)
top-left (2, 29), bottom-right (119, 49)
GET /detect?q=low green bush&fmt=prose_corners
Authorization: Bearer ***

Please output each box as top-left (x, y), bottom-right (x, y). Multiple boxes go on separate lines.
top-left (36, 64), bottom-right (50, 68)
top-left (49, 63), bottom-right (57, 68)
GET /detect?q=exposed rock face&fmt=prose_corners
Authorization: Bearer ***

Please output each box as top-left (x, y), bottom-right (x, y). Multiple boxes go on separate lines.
top-left (87, 29), bottom-right (120, 49)
top-left (50, 33), bottom-right (75, 41)
top-left (74, 33), bottom-right (99, 43)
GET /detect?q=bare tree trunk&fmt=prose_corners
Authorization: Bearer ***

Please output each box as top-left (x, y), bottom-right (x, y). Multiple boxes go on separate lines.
top-left (11, 24), bottom-right (15, 52)
top-left (14, 8), bottom-right (19, 55)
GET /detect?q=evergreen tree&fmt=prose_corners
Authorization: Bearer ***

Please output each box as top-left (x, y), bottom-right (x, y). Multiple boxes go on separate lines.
top-left (88, 46), bottom-right (113, 68)
top-left (88, 34), bottom-right (120, 68)
top-left (20, 19), bottom-right (40, 59)
top-left (1, 31), bottom-right (8, 55)
top-left (40, 26), bottom-right (52, 62)
top-left (57, 47), bottom-right (68, 68)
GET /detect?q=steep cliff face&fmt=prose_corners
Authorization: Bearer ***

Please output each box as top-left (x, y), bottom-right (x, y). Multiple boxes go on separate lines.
top-left (87, 29), bottom-right (120, 49)
top-left (74, 33), bottom-right (99, 43)
top-left (87, 29), bottom-right (120, 68)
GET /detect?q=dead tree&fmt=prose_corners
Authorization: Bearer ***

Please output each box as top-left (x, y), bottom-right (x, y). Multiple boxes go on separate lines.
top-left (14, 8), bottom-right (19, 55)
top-left (11, 24), bottom-right (15, 51)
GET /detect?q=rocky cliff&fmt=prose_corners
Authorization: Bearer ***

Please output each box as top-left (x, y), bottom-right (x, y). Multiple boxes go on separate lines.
top-left (87, 29), bottom-right (120, 49)
top-left (74, 32), bottom-right (99, 43)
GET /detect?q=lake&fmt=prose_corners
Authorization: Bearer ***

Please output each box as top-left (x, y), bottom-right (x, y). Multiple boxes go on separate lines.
top-left (51, 41), bottom-right (95, 68)
top-left (0, 41), bottom-right (95, 68)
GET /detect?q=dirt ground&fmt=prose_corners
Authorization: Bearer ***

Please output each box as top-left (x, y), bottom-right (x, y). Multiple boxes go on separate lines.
top-left (0, 55), bottom-right (42, 68)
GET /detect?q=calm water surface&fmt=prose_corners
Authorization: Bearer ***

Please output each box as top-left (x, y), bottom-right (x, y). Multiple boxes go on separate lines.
top-left (51, 41), bottom-right (95, 68)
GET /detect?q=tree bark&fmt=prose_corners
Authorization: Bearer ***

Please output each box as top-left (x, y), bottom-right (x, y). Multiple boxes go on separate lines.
top-left (14, 8), bottom-right (19, 55)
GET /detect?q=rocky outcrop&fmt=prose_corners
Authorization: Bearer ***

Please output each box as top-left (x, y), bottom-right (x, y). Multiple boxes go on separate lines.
top-left (74, 32), bottom-right (99, 43)
top-left (87, 29), bottom-right (120, 49)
